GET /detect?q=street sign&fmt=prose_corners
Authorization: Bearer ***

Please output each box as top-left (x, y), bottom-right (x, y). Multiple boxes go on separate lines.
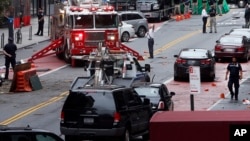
top-left (189, 66), bottom-right (201, 94)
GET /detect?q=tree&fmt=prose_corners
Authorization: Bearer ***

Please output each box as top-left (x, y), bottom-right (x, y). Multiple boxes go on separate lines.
top-left (0, 0), bottom-right (11, 17)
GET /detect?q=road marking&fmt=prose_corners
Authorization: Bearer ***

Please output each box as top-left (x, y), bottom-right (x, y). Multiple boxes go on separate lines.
top-left (0, 92), bottom-right (69, 125)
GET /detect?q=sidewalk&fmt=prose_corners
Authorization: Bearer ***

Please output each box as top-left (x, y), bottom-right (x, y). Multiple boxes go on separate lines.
top-left (0, 16), bottom-right (51, 54)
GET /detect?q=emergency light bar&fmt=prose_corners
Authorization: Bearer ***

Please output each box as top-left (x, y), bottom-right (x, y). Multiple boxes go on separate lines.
top-left (69, 6), bottom-right (114, 12)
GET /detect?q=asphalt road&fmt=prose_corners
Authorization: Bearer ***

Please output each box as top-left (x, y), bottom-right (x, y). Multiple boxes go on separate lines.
top-left (0, 8), bottom-right (250, 139)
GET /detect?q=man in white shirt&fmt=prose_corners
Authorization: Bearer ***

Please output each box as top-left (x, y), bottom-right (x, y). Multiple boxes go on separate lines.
top-left (201, 6), bottom-right (208, 33)
top-left (146, 24), bottom-right (154, 59)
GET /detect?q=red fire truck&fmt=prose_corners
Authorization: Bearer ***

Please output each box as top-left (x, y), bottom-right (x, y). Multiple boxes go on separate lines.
top-left (28, 0), bottom-right (143, 67)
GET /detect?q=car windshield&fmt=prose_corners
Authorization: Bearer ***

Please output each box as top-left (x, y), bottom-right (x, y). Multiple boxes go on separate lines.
top-left (134, 87), bottom-right (159, 97)
top-left (230, 31), bottom-right (250, 37)
top-left (220, 36), bottom-right (242, 44)
top-left (180, 49), bottom-right (208, 59)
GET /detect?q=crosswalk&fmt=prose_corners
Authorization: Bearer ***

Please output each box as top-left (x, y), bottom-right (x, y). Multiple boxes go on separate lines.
top-left (216, 11), bottom-right (245, 26)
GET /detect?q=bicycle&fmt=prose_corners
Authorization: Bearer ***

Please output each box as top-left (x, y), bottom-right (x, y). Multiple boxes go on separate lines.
top-left (15, 24), bottom-right (22, 44)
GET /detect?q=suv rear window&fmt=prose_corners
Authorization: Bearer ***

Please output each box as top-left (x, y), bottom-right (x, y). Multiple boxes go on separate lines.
top-left (63, 92), bottom-right (116, 111)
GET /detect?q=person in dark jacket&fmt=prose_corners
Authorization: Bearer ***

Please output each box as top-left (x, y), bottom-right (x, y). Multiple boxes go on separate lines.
top-left (244, 4), bottom-right (250, 28)
top-left (35, 8), bottom-right (44, 36)
top-left (3, 37), bottom-right (17, 80)
top-left (225, 57), bottom-right (243, 101)
top-left (209, 5), bottom-right (217, 33)
top-left (192, 0), bottom-right (198, 14)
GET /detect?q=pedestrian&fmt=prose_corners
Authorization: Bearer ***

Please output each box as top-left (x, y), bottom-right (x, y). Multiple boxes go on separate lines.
top-left (208, 0), bottom-right (216, 7)
top-left (244, 4), bottom-right (250, 28)
top-left (184, 0), bottom-right (190, 15)
top-left (201, 5), bottom-right (208, 33)
top-left (192, 0), bottom-right (198, 14)
top-left (217, 0), bottom-right (223, 16)
top-left (146, 24), bottom-right (154, 59)
top-left (173, 0), bottom-right (181, 15)
top-left (225, 57), bottom-right (243, 101)
top-left (35, 8), bottom-right (44, 36)
top-left (2, 37), bottom-right (17, 80)
top-left (209, 5), bottom-right (217, 33)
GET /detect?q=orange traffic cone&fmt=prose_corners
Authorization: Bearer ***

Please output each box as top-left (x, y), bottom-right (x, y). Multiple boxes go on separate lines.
top-left (176, 15), bottom-right (180, 21)
top-left (220, 93), bottom-right (225, 99)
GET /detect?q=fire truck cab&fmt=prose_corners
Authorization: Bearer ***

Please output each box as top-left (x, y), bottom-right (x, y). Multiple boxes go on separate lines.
top-left (51, 0), bottom-right (122, 66)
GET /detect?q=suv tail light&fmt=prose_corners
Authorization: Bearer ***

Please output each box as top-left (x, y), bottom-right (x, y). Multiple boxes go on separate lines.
top-left (200, 59), bottom-right (211, 65)
top-left (61, 111), bottom-right (64, 121)
top-left (215, 45), bottom-right (222, 51)
top-left (113, 112), bottom-right (121, 122)
top-left (175, 58), bottom-right (187, 64)
top-left (158, 101), bottom-right (165, 110)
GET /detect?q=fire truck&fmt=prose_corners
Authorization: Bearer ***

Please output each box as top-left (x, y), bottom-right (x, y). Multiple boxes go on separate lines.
top-left (28, 0), bottom-right (144, 67)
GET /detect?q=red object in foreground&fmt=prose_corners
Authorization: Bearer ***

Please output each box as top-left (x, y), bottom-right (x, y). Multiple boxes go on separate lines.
top-left (150, 111), bottom-right (250, 141)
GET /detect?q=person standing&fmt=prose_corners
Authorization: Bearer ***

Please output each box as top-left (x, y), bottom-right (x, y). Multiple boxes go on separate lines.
top-left (201, 6), bottom-right (208, 33)
top-left (174, 0), bottom-right (181, 15)
top-left (225, 57), bottom-right (243, 101)
top-left (217, 0), bottom-right (223, 16)
top-left (184, 0), bottom-right (190, 14)
top-left (209, 5), bottom-right (217, 33)
top-left (192, 0), bottom-right (198, 14)
top-left (146, 24), bottom-right (154, 59)
top-left (244, 4), bottom-right (250, 28)
top-left (35, 8), bottom-right (44, 36)
top-left (2, 37), bottom-right (17, 80)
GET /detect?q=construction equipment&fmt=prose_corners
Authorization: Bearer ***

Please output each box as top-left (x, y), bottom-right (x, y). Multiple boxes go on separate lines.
top-left (80, 43), bottom-right (151, 87)
top-left (28, 0), bottom-right (144, 67)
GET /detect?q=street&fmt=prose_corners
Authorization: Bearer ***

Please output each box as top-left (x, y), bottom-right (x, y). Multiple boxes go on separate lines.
top-left (0, 8), bottom-right (250, 139)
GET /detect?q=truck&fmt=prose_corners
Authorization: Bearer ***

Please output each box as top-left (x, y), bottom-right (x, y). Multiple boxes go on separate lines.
top-left (107, 0), bottom-right (172, 22)
top-left (136, 0), bottom-right (173, 21)
top-left (28, 0), bottom-right (144, 67)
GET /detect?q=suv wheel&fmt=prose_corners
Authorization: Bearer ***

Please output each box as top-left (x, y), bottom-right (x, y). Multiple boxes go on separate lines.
top-left (137, 26), bottom-right (146, 37)
top-left (121, 32), bottom-right (130, 42)
top-left (119, 128), bottom-right (130, 141)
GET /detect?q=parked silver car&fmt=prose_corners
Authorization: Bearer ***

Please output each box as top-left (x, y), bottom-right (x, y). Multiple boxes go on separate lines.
top-left (118, 11), bottom-right (149, 37)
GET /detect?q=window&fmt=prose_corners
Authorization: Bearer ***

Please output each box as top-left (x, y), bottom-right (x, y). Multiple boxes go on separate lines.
top-left (95, 15), bottom-right (118, 28)
top-left (113, 91), bottom-right (126, 110)
top-left (35, 133), bottom-right (60, 141)
top-left (74, 15), bottom-right (93, 28)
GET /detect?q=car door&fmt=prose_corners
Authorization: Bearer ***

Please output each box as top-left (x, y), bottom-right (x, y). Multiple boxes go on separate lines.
top-left (161, 84), bottom-right (173, 111)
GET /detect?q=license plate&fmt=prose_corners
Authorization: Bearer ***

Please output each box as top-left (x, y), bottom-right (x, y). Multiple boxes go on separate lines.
top-left (84, 118), bottom-right (94, 124)
top-left (224, 48), bottom-right (234, 52)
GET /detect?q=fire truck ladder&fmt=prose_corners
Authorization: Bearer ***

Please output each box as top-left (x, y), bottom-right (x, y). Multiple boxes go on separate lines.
top-left (120, 44), bottom-right (144, 60)
top-left (28, 38), bottom-right (63, 62)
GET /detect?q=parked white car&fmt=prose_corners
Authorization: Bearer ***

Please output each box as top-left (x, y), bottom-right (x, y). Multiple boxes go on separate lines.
top-left (119, 22), bottom-right (135, 42)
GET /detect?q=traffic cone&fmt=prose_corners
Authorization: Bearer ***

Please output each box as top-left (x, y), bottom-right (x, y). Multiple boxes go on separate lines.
top-left (176, 15), bottom-right (180, 21)
top-left (180, 15), bottom-right (184, 20)
top-left (220, 93), bottom-right (225, 99)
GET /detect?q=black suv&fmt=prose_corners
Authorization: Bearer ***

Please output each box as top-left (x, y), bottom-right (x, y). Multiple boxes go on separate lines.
top-left (60, 84), bottom-right (152, 141)
top-left (0, 125), bottom-right (64, 141)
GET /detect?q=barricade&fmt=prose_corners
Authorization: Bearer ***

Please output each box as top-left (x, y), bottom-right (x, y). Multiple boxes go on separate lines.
top-left (9, 62), bottom-right (42, 92)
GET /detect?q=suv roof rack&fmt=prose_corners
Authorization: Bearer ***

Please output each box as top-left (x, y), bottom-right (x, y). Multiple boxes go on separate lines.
top-left (0, 125), bottom-right (32, 131)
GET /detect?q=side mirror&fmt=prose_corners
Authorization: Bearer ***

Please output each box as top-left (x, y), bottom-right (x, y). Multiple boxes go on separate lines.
top-left (170, 92), bottom-right (175, 96)
top-left (143, 98), bottom-right (150, 105)
top-left (174, 55), bottom-right (178, 57)
top-left (216, 40), bottom-right (220, 43)
top-left (224, 33), bottom-right (229, 35)
top-left (145, 64), bottom-right (150, 72)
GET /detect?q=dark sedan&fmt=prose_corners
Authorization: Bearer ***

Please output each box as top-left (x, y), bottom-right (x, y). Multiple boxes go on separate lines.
top-left (214, 34), bottom-right (250, 62)
top-left (173, 48), bottom-right (216, 81)
top-left (132, 82), bottom-right (175, 114)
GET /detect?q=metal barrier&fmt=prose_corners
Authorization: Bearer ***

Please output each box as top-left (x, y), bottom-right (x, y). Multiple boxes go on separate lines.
top-left (28, 26), bottom-right (32, 40)
top-left (1, 33), bottom-right (4, 48)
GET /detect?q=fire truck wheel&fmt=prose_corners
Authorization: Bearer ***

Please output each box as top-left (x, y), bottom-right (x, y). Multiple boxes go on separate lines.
top-left (121, 32), bottom-right (130, 42)
top-left (137, 26), bottom-right (146, 38)
top-left (63, 45), bottom-right (71, 63)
